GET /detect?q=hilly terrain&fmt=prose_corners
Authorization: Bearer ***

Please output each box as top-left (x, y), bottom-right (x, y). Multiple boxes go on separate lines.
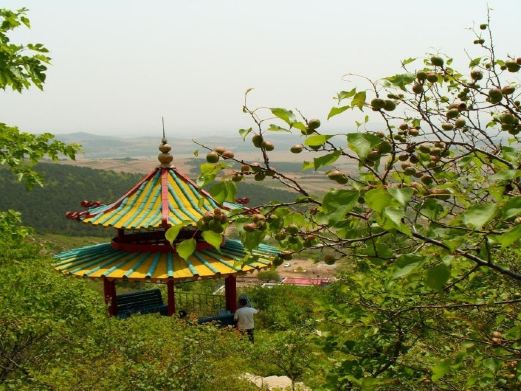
top-left (0, 163), bottom-right (297, 236)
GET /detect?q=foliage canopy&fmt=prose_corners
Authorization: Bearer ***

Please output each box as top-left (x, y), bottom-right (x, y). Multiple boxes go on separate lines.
top-left (199, 15), bottom-right (521, 389)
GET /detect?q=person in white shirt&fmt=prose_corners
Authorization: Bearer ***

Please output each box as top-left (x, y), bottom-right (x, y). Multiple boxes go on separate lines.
top-left (234, 297), bottom-right (258, 342)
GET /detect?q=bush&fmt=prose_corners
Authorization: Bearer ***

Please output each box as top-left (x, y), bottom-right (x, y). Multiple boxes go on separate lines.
top-left (257, 269), bottom-right (281, 282)
top-left (0, 229), bottom-right (254, 390)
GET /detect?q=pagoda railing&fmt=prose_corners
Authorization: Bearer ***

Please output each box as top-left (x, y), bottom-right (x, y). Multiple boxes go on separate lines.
top-left (175, 291), bottom-right (225, 317)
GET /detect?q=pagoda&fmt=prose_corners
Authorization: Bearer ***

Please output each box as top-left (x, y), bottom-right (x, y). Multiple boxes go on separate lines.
top-left (54, 135), bottom-right (278, 317)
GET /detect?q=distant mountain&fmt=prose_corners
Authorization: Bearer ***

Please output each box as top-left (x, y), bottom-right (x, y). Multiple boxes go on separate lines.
top-left (56, 132), bottom-right (341, 159)
top-left (56, 132), bottom-right (345, 160)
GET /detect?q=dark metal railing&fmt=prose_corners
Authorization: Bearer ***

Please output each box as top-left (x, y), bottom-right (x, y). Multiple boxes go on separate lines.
top-left (175, 291), bottom-right (225, 317)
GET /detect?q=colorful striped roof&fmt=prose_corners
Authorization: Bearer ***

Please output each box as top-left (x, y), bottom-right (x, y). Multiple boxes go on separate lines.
top-left (54, 239), bottom-right (279, 281)
top-left (74, 166), bottom-right (220, 230)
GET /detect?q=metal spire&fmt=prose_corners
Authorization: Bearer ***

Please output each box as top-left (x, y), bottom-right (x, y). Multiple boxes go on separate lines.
top-left (161, 116), bottom-right (167, 144)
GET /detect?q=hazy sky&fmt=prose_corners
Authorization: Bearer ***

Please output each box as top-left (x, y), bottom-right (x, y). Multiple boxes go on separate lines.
top-left (1, 0), bottom-right (520, 137)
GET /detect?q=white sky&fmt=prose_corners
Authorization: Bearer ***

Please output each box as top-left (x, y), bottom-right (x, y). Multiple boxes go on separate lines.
top-left (1, 0), bottom-right (520, 137)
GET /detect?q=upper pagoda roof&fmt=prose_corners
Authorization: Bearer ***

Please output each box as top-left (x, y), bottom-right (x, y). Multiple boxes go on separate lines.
top-left (67, 138), bottom-right (223, 230)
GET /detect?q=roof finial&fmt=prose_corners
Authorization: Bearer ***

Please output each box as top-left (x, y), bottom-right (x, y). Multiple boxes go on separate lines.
top-left (162, 116), bottom-right (166, 143)
top-left (158, 116), bottom-right (173, 167)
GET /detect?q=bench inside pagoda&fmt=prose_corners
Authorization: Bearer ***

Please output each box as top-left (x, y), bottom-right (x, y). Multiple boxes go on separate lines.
top-left (113, 285), bottom-right (235, 325)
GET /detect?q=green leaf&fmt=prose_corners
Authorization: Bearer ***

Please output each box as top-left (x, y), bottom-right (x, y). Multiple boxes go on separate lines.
top-left (393, 254), bottom-right (424, 278)
top-left (270, 108), bottom-right (296, 125)
top-left (483, 358), bottom-right (499, 373)
top-left (432, 359), bottom-right (451, 381)
top-left (239, 128), bottom-right (252, 140)
top-left (202, 230), bottom-right (223, 250)
top-left (314, 150), bottom-right (341, 170)
top-left (462, 204), bottom-right (497, 229)
top-left (242, 230), bottom-right (266, 250)
top-left (176, 238), bottom-right (196, 260)
top-left (209, 181), bottom-right (237, 203)
top-left (502, 197), bottom-right (521, 219)
top-left (267, 124), bottom-right (290, 132)
top-left (494, 225), bottom-right (521, 247)
top-left (304, 134), bottom-right (333, 147)
top-left (366, 243), bottom-right (393, 259)
top-left (336, 88), bottom-right (356, 102)
top-left (302, 161), bottom-right (314, 171)
top-left (384, 73), bottom-right (416, 91)
top-left (322, 189), bottom-right (359, 223)
top-left (365, 188), bottom-right (393, 214)
top-left (421, 198), bottom-right (446, 220)
top-left (388, 188), bottom-right (413, 207)
top-left (165, 224), bottom-right (183, 245)
top-left (401, 57), bottom-right (416, 66)
top-left (469, 57), bottom-right (481, 67)
top-left (426, 263), bottom-right (450, 290)
top-left (347, 133), bottom-right (381, 159)
top-left (291, 121), bottom-right (307, 132)
top-left (382, 207), bottom-right (411, 235)
top-left (199, 162), bottom-right (226, 185)
top-left (327, 105), bottom-right (350, 120)
top-left (351, 91), bottom-right (366, 110)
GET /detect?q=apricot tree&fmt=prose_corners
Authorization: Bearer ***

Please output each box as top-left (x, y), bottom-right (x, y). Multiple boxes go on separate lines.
top-left (197, 15), bottom-right (521, 389)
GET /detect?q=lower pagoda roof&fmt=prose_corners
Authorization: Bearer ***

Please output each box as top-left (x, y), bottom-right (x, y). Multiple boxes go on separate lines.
top-left (53, 239), bottom-right (279, 281)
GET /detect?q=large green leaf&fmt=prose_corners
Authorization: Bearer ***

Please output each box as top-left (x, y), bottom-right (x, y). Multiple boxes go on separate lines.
top-left (336, 88), bottom-right (356, 102)
top-left (384, 73), bottom-right (416, 91)
top-left (198, 162), bottom-right (226, 185)
top-left (202, 230), bottom-right (223, 250)
top-left (270, 108), bottom-right (295, 125)
top-left (165, 224), bottom-right (183, 245)
top-left (322, 189), bottom-right (359, 222)
top-left (365, 188), bottom-right (393, 214)
top-left (494, 225), bottom-right (521, 247)
top-left (388, 188), bottom-right (413, 207)
top-left (462, 204), bottom-right (497, 229)
top-left (209, 181), bottom-right (237, 203)
top-left (347, 133), bottom-right (381, 160)
top-left (351, 91), bottom-right (366, 110)
top-left (382, 207), bottom-right (411, 236)
top-left (426, 263), bottom-right (450, 290)
top-left (502, 197), bottom-right (521, 219)
top-left (304, 134), bottom-right (333, 147)
top-left (327, 105), bottom-right (350, 120)
top-left (313, 150), bottom-right (341, 170)
top-left (242, 229), bottom-right (266, 250)
top-left (421, 198), bottom-right (446, 220)
top-left (393, 254), bottom-right (424, 279)
top-left (176, 238), bottom-right (196, 260)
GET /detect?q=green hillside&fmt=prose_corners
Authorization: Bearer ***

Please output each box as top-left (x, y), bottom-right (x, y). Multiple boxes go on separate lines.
top-left (0, 163), bottom-right (297, 236)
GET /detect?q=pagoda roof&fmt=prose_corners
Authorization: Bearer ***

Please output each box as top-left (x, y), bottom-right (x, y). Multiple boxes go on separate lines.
top-left (54, 239), bottom-right (278, 281)
top-left (71, 165), bottom-right (221, 230)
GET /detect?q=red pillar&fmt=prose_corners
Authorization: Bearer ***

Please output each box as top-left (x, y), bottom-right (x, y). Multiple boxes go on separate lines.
top-left (225, 274), bottom-right (237, 313)
top-left (167, 278), bottom-right (176, 316)
top-left (103, 278), bottom-right (117, 317)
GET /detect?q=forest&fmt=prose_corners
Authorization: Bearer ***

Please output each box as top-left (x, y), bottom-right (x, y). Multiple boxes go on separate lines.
top-left (0, 163), bottom-right (295, 236)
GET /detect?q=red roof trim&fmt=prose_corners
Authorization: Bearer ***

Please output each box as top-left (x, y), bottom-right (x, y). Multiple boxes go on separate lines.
top-left (160, 168), bottom-right (170, 228)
